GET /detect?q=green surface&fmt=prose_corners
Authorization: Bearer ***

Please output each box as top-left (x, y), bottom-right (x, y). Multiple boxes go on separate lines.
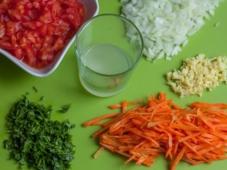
top-left (0, 0), bottom-right (227, 170)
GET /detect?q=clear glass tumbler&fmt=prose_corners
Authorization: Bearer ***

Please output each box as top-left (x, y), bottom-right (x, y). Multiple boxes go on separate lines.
top-left (75, 14), bottom-right (143, 97)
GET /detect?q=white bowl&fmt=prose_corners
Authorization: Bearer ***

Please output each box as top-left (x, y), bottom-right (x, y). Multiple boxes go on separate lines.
top-left (0, 0), bottom-right (99, 77)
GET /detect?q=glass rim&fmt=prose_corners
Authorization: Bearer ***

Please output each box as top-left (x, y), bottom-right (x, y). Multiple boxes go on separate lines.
top-left (75, 13), bottom-right (144, 77)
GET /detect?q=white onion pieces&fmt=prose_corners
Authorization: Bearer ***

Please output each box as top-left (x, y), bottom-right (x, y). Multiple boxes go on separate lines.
top-left (121, 0), bottom-right (221, 60)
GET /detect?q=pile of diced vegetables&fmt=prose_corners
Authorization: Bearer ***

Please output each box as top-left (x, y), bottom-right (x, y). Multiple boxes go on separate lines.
top-left (121, 0), bottom-right (221, 60)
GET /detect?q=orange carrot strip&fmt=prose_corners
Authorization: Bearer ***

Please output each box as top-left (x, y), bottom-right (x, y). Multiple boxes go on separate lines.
top-left (108, 104), bottom-right (121, 110)
top-left (121, 101), bottom-right (128, 113)
top-left (83, 113), bottom-right (119, 127)
top-left (170, 147), bottom-right (186, 170)
top-left (179, 133), bottom-right (200, 142)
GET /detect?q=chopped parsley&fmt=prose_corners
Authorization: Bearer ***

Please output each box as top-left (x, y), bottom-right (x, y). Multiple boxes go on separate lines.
top-left (58, 104), bottom-right (71, 114)
top-left (3, 96), bottom-right (75, 170)
top-left (32, 86), bottom-right (38, 93)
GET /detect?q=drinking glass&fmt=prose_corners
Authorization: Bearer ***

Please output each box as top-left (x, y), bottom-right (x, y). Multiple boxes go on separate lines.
top-left (75, 14), bottom-right (143, 97)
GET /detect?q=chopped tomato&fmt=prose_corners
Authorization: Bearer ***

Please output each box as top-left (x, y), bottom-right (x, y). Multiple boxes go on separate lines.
top-left (0, 0), bottom-right (85, 68)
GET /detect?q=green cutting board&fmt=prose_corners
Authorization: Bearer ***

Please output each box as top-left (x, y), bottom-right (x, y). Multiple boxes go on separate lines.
top-left (1, 0), bottom-right (227, 170)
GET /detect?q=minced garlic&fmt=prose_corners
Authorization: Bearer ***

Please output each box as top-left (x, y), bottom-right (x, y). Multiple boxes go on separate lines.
top-left (166, 54), bottom-right (227, 97)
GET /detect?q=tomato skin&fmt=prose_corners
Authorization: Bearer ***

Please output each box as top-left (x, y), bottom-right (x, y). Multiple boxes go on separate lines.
top-left (0, 23), bottom-right (5, 38)
top-left (51, 2), bottom-right (61, 18)
top-left (22, 22), bottom-right (36, 30)
top-left (24, 46), bottom-right (36, 66)
top-left (14, 48), bottom-right (23, 60)
top-left (0, 40), bottom-right (14, 50)
top-left (53, 38), bottom-right (64, 52)
top-left (0, 0), bottom-right (85, 68)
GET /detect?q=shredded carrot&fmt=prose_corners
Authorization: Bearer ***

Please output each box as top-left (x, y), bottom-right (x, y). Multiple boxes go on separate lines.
top-left (83, 93), bottom-right (227, 170)
top-left (108, 104), bottom-right (121, 110)
top-left (170, 147), bottom-right (186, 170)
top-left (83, 113), bottom-right (118, 127)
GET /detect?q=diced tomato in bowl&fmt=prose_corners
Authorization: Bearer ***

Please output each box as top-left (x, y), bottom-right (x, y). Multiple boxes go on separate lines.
top-left (0, 0), bottom-right (99, 77)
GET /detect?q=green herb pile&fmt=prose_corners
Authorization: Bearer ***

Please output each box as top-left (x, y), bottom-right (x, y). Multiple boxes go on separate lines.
top-left (3, 96), bottom-right (75, 170)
